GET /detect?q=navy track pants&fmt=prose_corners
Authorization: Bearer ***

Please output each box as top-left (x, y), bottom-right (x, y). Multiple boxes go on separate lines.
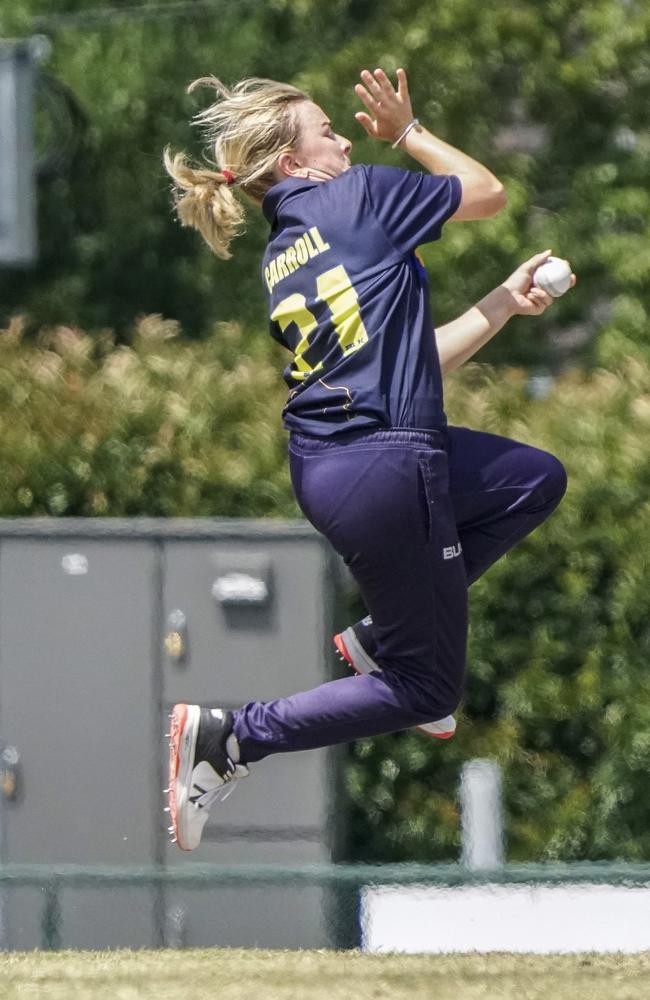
top-left (233, 425), bottom-right (567, 762)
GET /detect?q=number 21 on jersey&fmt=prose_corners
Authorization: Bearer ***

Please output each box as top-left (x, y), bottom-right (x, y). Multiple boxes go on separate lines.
top-left (271, 264), bottom-right (368, 381)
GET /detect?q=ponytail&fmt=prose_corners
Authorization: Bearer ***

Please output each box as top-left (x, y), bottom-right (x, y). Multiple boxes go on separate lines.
top-left (164, 76), bottom-right (308, 259)
top-left (162, 149), bottom-right (243, 260)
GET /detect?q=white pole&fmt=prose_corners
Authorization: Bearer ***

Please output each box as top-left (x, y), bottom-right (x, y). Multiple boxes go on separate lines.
top-left (0, 39), bottom-right (39, 265)
top-left (460, 758), bottom-right (504, 870)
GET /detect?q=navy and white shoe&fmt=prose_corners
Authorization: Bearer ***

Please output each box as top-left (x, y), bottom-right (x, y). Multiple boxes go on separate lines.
top-left (333, 616), bottom-right (457, 740)
top-left (167, 704), bottom-right (248, 851)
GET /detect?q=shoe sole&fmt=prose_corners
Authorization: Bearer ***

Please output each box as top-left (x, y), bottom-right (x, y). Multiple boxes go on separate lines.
top-left (333, 631), bottom-right (456, 740)
top-left (168, 703), bottom-right (201, 852)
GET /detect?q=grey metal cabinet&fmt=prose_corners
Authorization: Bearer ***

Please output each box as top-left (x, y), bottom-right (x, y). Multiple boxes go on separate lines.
top-left (162, 539), bottom-right (330, 838)
top-left (0, 519), bottom-right (341, 950)
top-left (161, 536), bottom-right (337, 947)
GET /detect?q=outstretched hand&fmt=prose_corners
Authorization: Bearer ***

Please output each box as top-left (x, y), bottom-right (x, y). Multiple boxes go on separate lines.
top-left (354, 68), bottom-right (415, 143)
top-left (501, 250), bottom-right (577, 316)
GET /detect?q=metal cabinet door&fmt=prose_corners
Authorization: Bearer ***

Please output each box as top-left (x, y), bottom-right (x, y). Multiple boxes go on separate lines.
top-left (162, 537), bottom-right (331, 702)
top-left (162, 537), bottom-right (334, 839)
top-left (161, 536), bottom-right (338, 947)
top-left (0, 538), bottom-right (160, 948)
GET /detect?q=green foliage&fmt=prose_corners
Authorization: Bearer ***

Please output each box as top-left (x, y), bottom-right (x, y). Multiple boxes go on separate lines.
top-left (0, 0), bottom-right (382, 336)
top-left (3, 0), bottom-right (650, 862)
top-left (345, 359), bottom-right (650, 862)
top-left (2, 0), bottom-right (650, 366)
top-left (0, 315), bottom-right (294, 517)
top-left (2, 319), bottom-right (650, 861)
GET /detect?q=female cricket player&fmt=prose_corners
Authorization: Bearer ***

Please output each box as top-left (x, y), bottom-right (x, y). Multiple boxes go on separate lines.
top-left (164, 68), bottom-right (573, 850)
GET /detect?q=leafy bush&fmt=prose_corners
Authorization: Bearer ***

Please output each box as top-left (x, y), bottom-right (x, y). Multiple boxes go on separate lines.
top-left (3, 0), bottom-right (650, 370)
top-left (0, 316), bottom-right (294, 517)
top-left (346, 359), bottom-right (650, 862)
top-left (1, 320), bottom-right (650, 861)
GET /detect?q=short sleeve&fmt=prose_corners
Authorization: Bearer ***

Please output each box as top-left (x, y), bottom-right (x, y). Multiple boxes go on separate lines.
top-left (364, 165), bottom-right (462, 254)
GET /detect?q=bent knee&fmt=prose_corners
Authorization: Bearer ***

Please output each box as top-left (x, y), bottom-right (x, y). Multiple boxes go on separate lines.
top-left (411, 685), bottom-right (461, 723)
top-left (534, 449), bottom-right (568, 508)
top-left (545, 455), bottom-right (568, 506)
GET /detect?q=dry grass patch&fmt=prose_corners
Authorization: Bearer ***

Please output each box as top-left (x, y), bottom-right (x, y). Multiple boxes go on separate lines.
top-left (2, 949), bottom-right (650, 1000)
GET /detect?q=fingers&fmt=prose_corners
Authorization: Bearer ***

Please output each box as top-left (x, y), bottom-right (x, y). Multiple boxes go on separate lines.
top-left (361, 67), bottom-right (395, 99)
top-left (519, 249), bottom-right (553, 275)
top-left (354, 66), bottom-right (415, 144)
top-left (356, 67), bottom-right (401, 111)
top-left (396, 67), bottom-right (409, 101)
top-left (371, 67), bottom-right (394, 94)
top-left (527, 287), bottom-right (553, 309)
top-left (354, 82), bottom-right (379, 115)
top-left (354, 111), bottom-right (375, 135)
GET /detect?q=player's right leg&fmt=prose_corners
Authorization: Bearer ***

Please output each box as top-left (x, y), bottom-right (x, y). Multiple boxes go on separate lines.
top-left (333, 618), bottom-right (456, 739)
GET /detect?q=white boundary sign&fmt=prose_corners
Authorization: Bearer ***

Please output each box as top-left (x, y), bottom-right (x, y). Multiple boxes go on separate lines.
top-left (362, 883), bottom-right (650, 954)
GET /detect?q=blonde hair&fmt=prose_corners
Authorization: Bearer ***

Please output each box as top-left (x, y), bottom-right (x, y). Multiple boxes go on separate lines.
top-left (164, 76), bottom-right (308, 259)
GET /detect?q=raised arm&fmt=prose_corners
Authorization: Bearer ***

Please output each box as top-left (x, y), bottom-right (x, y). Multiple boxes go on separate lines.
top-left (355, 67), bottom-right (506, 221)
top-left (436, 251), bottom-right (577, 375)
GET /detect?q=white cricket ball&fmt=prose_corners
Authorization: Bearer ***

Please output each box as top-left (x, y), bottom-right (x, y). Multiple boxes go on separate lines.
top-left (533, 256), bottom-right (572, 297)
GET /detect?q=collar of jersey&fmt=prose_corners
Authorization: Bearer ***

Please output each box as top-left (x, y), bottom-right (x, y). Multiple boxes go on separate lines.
top-left (262, 176), bottom-right (322, 225)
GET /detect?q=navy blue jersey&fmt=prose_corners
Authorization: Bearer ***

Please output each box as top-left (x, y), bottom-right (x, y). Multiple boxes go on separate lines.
top-left (261, 164), bottom-right (462, 437)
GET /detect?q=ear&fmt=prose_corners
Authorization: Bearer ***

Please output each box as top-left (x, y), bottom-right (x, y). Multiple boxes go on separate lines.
top-left (277, 150), bottom-right (304, 178)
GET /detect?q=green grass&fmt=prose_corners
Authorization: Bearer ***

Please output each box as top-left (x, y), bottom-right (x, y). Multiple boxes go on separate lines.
top-left (2, 949), bottom-right (650, 1000)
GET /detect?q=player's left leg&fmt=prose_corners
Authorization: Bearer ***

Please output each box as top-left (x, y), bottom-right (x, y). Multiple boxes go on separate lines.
top-left (333, 620), bottom-right (456, 739)
top-left (446, 425), bottom-right (567, 585)
top-left (335, 426), bottom-right (567, 725)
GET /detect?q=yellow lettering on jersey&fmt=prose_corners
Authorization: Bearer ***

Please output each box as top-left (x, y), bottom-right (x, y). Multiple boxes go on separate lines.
top-left (309, 227), bottom-right (331, 253)
top-left (271, 292), bottom-right (324, 380)
top-left (317, 265), bottom-right (369, 356)
top-left (266, 227), bottom-right (332, 292)
top-left (271, 263), bottom-right (368, 381)
top-left (276, 253), bottom-right (290, 280)
top-left (295, 238), bottom-right (309, 266)
top-left (303, 232), bottom-right (319, 259)
top-left (285, 247), bottom-right (298, 272)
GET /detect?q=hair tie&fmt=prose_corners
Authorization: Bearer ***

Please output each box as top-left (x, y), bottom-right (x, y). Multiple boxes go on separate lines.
top-left (221, 169), bottom-right (236, 185)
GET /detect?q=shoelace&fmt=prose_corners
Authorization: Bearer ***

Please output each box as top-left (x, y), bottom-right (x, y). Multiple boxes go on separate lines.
top-left (193, 780), bottom-right (239, 810)
top-left (192, 762), bottom-right (249, 811)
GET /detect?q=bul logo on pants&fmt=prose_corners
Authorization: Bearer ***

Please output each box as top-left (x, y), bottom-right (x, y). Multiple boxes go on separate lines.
top-left (442, 542), bottom-right (462, 561)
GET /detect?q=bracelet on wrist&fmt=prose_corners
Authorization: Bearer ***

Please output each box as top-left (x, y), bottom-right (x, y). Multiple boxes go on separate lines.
top-left (392, 118), bottom-right (421, 149)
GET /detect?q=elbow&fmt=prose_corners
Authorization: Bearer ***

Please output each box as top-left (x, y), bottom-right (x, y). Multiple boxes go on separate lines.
top-left (494, 183), bottom-right (508, 212)
top-left (483, 183), bottom-right (507, 217)
top-left (452, 182), bottom-right (507, 222)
